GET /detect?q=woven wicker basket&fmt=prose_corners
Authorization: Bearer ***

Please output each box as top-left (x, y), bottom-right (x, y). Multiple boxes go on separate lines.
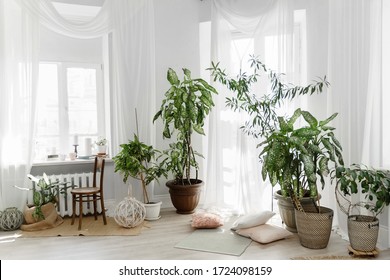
top-left (348, 215), bottom-right (379, 252)
top-left (295, 206), bottom-right (334, 249)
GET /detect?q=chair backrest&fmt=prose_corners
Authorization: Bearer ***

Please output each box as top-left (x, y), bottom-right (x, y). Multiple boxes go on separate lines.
top-left (92, 156), bottom-right (105, 190)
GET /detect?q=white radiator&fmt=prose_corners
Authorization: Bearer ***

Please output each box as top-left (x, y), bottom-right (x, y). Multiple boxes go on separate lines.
top-left (29, 173), bottom-right (103, 217)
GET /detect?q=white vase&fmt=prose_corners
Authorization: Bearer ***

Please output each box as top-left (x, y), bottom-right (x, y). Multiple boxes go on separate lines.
top-left (144, 201), bottom-right (162, 221)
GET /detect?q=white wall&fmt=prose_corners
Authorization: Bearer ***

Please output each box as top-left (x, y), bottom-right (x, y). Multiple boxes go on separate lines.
top-left (39, 26), bottom-right (103, 63)
top-left (153, 0), bottom-right (202, 197)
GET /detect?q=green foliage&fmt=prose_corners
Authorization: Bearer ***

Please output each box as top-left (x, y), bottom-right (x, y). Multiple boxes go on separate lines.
top-left (113, 134), bottom-right (167, 203)
top-left (208, 55), bottom-right (329, 138)
top-left (259, 108), bottom-right (344, 208)
top-left (153, 68), bottom-right (218, 184)
top-left (333, 164), bottom-right (390, 216)
top-left (16, 173), bottom-right (68, 221)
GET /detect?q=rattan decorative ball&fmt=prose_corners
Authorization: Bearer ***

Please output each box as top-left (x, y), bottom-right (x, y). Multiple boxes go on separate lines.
top-left (0, 207), bottom-right (24, 231)
top-left (114, 197), bottom-right (145, 228)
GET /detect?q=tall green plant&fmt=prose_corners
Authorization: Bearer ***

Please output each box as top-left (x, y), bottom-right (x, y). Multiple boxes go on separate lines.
top-left (259, 108), bottom-right (344, 210)
top-left (153, 68), bottom-right (218, 184)
top-left (208, 55), bottom-right (329, 138)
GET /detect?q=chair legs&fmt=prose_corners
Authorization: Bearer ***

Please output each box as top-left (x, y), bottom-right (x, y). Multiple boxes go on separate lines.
top-left (71, 194), bottom-right (106, 230)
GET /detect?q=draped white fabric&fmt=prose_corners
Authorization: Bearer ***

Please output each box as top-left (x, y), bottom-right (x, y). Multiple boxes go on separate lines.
top-left (325, 0), bottom-right (383, 237)
top-left (0, 0), bottom-right (39, 209)
top-left (0, 0), bottom-right (156, 209)
top-left (203, 0), bottom-right (295, 214)
top-left (15, 0), bottom-right (112, 38)
top-left (206, 0), bottom-right (385, 245)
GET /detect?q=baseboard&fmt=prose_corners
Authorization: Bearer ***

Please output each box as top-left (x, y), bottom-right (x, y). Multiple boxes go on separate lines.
top-left (378, 224), bottom-right (389, 250)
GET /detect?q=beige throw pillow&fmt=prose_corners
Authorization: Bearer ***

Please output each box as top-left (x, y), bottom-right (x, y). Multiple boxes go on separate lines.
top-left (236, 224), bottom-right (293, 244)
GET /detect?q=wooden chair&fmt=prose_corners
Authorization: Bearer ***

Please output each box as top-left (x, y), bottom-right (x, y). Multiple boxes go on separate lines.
top-left (71, 156), bottom-right (107, 230)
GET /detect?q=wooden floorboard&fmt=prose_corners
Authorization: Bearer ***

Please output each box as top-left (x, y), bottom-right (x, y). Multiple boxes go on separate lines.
top-left (0, 208), bottom-right (389, 260)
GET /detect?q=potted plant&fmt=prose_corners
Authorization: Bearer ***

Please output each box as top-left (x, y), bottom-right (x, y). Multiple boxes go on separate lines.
top-left (95, 136), bottom-right (108, 154)
top-left (153, 67), bottom-right (218, 214)
top-left (15, 173), bottom-right (68, 230)
top-left (209, 56), bottom-right (331, 231)
top-left (333, 164), bottom-right (390, 252)
top-left (259, 108), bottom-right (344, 248)
top-left (113, 134), bottom-right (167, 220)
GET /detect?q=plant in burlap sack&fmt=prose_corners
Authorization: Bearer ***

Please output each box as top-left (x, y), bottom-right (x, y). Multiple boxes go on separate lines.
top-left (15, 173), bottom-right (69, 221)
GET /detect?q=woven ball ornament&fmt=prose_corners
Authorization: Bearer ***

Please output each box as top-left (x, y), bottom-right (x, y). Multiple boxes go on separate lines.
top-left (0, 207), bottom-right (24, 231)
top-left (114, 197), bottom-right (145, 228)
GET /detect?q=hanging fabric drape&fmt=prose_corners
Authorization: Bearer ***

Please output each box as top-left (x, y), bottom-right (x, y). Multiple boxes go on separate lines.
top-left (1, 0), bottom-right (156, 210)
top-left (0, 0), bottom-right (39, 209)
top-left (203, 0), bottom-right (295, 214)
top-left (325, 0), bottom-right (383, 239)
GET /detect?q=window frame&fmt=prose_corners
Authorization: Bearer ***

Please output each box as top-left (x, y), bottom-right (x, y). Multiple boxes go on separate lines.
top-left (35, 61), bottom-right (105, 161)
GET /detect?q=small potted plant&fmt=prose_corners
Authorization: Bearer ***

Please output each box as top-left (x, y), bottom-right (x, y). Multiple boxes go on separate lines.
top-left (153, 67), bottom-right (218, 214)
top-left (95, 137), bottom-right (108, 154)
top-left (259, 108), bottom-right (344, 248)
top-left (15, 173), bottom-right (68, 230)
top-left (113, 134), bottom-right (167, 220)
top-left (333, 164), bottom-right (390, 252)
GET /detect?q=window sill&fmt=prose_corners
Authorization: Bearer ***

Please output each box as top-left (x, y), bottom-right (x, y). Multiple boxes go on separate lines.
top-left (32, 157), bottom-right (113, 167)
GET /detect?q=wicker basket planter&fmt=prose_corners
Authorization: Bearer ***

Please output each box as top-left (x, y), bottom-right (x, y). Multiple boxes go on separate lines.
top-left (274, 191), bottom-right (320, 233)
top-left (348, 215), bottom-right (379, 252)
top-left (295, 206), bottom-right (334, 249)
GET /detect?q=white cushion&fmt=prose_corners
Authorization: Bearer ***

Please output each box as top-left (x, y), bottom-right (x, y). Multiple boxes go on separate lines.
top-left (236, 224), bottom-right (293, 244)
top-left (231, 211), bottom-right (275, 230)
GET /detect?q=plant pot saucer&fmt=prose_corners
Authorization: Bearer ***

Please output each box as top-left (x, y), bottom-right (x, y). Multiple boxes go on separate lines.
top-left (145, 215), bottom-right (161, 221)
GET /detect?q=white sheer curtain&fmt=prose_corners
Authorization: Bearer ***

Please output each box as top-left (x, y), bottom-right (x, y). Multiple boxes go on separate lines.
top-left (324, 0), bottom-right (383, 240)
top-left (203, 0), bottom-right (295, 214)
top-left (0, 0), bottom-right (39, 209)
top-left (1, 0), bottom-right (156, 210)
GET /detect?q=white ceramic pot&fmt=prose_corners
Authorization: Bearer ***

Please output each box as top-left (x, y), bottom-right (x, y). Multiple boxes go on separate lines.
top-left (144, 201), bottom-right (162, 221)
top-left (97, 145), bottom-right (107, 154)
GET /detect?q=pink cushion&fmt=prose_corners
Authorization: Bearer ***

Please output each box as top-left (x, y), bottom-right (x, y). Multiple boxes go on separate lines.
top-left (191, 212), bottom-right (224, 229)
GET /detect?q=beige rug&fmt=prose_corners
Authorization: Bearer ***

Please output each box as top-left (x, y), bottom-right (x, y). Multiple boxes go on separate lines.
top-left (19, 216), bottom-right (149, 237)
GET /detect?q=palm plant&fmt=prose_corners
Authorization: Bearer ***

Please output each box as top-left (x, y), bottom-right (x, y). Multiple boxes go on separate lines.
top-left (208, 55), bottom-right (329, 139)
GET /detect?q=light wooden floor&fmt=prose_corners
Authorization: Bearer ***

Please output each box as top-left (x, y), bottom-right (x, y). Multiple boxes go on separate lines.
top-left (1, 208), bottom-right (389, 260)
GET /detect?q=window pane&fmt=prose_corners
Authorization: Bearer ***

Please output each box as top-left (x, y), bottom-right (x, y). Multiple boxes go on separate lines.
top-left (67, 67), bottom-right (98, 136)
top-left (36, 63), bottom-right (60, 158)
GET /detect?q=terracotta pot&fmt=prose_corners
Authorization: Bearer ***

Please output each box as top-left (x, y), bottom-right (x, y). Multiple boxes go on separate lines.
top-left (166, 179), bottom-right (203, 214)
